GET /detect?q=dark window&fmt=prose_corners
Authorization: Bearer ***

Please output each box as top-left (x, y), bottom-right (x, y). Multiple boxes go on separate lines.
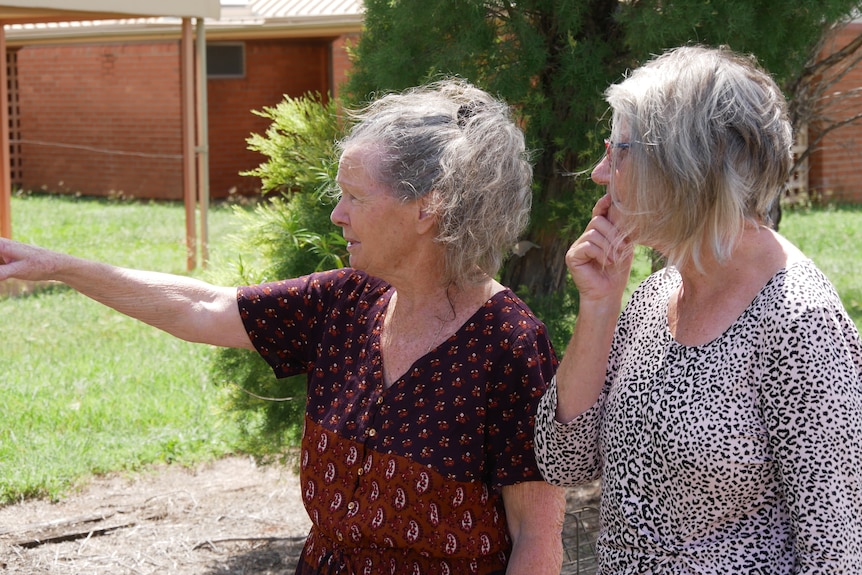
top-left (207, 43), bottom-right (245, 78)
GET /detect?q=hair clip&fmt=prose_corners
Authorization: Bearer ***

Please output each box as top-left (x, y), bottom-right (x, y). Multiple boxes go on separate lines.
top-left (456, 102), bottom-right (483, 128)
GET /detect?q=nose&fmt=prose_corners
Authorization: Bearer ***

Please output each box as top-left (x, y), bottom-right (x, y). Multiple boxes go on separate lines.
top-left (591, 154), bottom-right (611, 186)
top-left (330, 195), bottom-right (348, 227)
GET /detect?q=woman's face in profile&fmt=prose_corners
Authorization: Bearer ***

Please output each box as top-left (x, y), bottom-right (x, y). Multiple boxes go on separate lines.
top-left (591, 137), bottom-right (632, 226)
top-left (331, 147), bottom-right (422, 279)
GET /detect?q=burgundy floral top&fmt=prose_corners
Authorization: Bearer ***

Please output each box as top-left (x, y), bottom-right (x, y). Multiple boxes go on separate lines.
top-left (237, 269), bottom-right (556, 575)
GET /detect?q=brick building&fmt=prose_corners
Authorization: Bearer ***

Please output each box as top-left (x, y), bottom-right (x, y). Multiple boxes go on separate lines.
top-left (5, 0), bottom-right (362, 200)
top-left (806, 19), bottom-right (862, 204)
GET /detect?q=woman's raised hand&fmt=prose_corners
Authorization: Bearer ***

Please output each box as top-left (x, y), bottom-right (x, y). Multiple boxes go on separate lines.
top-left (565, 194), bottom-right (633, 306)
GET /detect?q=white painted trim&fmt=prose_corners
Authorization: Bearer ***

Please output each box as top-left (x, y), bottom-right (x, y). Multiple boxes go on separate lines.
top-left (0, 0), bottom-right (220, 19)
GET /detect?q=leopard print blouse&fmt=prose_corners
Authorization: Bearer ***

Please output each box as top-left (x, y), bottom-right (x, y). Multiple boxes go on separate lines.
top-left (535, 260), bottom-right (862, 574)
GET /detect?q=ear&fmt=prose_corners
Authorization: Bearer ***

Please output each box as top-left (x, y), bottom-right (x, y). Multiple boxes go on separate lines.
top-left (415, 195), bottom-right (438, 235)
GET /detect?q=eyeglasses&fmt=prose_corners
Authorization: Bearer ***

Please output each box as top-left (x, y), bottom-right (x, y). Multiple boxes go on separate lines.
top-left (604, 139), bottom-right (632, 162)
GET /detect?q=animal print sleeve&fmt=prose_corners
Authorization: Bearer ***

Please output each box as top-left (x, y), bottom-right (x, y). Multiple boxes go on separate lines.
top-left (757, 301), bottom-right (862, 572)
top-left (533, 377), bottom-right (604, 486)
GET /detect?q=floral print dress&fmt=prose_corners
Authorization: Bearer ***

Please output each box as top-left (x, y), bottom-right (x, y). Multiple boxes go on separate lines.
top-left (238, 269), bottom-right (556, 574)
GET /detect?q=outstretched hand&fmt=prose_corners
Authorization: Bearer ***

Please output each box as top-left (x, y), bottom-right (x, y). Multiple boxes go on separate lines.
top-left (565, 194), bottom-right (634, 306)
top-left (0, 238), bottom-right (65, 283)
top-left (1, 236), bottom-right (251, 349)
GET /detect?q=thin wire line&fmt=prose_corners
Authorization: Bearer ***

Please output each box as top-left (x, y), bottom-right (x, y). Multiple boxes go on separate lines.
top-left (11, 139), bottom-right (183, 160)
top-left (235, 384), bottom-right (298, 403)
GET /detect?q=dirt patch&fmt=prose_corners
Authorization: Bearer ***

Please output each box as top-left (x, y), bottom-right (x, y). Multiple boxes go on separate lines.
top-left (0, 457), bottom-right (311, 574)
top-left (0, 456), bottom-right (600, 574)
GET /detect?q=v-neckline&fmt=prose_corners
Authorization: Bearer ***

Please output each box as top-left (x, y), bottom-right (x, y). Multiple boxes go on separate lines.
top-left (375, 287), bottom-right (506, 389)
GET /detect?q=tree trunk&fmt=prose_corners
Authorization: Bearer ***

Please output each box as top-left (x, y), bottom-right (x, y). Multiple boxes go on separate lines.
top-left (501, 166), bottom-right (592, 297)
top-left (502, 225), bottom-right (572, 296)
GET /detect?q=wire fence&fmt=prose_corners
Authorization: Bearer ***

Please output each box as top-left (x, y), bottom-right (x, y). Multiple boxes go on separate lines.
top-left (561, 506), bottom-right (600, 575)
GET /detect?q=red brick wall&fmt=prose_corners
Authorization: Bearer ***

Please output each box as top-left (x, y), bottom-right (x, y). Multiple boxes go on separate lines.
top-left (331, 32), bottom-right (359, 99)
top-left (808, 22), bottom-right (862, 204)
top-left (207, 38), bottom-right (330, 197)
top-left (14, 37), bottom-right (337, 200)
top-left (17, 42), bottom-right (184, 200)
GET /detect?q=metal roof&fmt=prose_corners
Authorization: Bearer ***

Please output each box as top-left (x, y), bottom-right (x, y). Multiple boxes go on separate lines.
top-left (246, 0), bottom-right (363, 19)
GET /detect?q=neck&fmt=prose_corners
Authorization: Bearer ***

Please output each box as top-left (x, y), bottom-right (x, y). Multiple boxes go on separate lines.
top-left (380, 274), bottom-right (501, 387)
top-left (674, 224), bottom-right (780, 299)
top-left (668, 225), bottom-right (800, 345)
top-left (390, 275), bottom-right (498, 323)
top-left (375, 235), bottom-right (445, 293)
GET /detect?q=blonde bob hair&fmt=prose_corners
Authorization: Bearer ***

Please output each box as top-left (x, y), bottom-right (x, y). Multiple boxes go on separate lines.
top-left (606, 45), bottom-right (793, 271)
top-left (337, 79), bottom-right (533, 286)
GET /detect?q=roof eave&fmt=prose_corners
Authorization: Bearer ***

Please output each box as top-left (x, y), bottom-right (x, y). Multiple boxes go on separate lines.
top-left (0, 0), bottom-right (220, 21)
top-left (3, 15), bottom-right (363, 46)
top-left (208, 15), bottom-right (363, 40)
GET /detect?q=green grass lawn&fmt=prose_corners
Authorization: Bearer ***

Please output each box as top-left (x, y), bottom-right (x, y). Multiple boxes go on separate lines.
top-left (1, 194), bottom-right (245, 503)
top-left (778, 204), bottom-right (862, 329)
top-left (1, 195), bottom-right (860, 505)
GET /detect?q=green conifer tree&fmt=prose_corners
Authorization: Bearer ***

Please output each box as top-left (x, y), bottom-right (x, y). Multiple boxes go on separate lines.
top-left (345, 0), bottom-right (862, 297)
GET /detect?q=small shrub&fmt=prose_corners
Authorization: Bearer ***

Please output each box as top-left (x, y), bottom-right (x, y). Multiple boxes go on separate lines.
top-left (209, 93), bottom-right (347, 463)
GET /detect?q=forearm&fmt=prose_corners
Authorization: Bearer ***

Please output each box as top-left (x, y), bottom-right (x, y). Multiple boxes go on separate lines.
top-left (506, 531), bottom-right (564, 575)
top-left (15, 247), bottom-right (249, 348)
top-left (69, 261), bottom-right (236, 342)
top-left (557, 195), bottom-right (631, 423)
top-left (504, 481), bottom-right (565, 575)
top-left (554, 299), bottom-right (619, 422)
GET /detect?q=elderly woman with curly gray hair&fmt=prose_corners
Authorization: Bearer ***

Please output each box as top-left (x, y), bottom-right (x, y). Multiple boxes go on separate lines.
top-left (535, 45), bottom-right (862, 574)
top-left (0, 79), bottom-right (565, 574)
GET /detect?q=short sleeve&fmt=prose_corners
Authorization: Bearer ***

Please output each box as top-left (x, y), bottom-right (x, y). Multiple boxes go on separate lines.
top-left (484, 298), bottom-right (558, 489)
top-left (237, 269), bottom-right (380, 379)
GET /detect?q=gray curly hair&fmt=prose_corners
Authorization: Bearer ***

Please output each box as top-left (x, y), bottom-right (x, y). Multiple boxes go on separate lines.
top-left (337, 78), bottom-right (533, 286)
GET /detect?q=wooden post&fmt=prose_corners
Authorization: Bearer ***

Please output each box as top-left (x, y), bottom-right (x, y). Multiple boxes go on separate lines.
top-left (181, 18), bottom-right (197, 270)
top-left (195, 17), bottom-right (210, 267)
top-left (0, 25), bottom-right (12, 239)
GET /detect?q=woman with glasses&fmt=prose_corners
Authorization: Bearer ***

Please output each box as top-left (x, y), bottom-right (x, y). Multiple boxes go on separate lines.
top-left (535, 45), bottom-right (862, 573)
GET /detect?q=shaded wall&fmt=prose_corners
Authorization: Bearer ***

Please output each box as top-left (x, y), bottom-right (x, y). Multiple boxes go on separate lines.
top-left (207, 38), bottom-right (330, 197)
top-left (330, 32), bottom-right (359, 99)
top-left (15, 35), bottom-right (347, 200)
top-left (18, 41), bottom-right (183, 199)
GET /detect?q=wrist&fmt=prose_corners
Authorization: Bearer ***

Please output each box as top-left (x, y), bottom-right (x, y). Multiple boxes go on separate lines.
top-left (577, 296), bottom-right (623, 321)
